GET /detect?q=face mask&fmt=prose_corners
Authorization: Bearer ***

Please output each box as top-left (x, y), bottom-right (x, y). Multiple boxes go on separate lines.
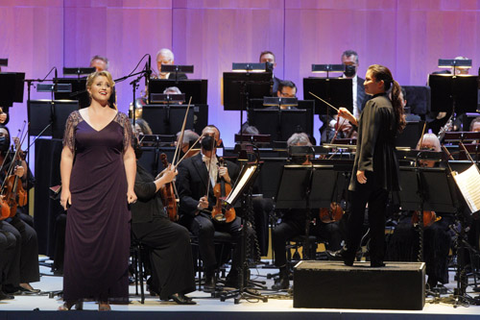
top-left (201, 135), bottom-right (217, 151)
top-left (344, 65), bottom-right (356, 77)
top-left (0, 136), bottom-right (9, 152)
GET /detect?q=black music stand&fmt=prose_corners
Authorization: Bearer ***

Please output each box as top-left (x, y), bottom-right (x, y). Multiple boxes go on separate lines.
top-left (249, 108), bottom-right (313, 143)
top-left (220, 163), bottom-right (268, 304)
top-left (142, 105), bottom-right (194, 135)
top-left (303, 78), bottom-right (353, 115)
top-left (54, 78), bottom-right (89, 108)
top-left (28, 100), bottom-right (79, 139)
top-left (148, 79), bottom-right (208, 104)
top-left (276, 165), bottom-right (338, 260)
top-left (223, 72), bottom-right (272, 111)
top-left (398, 166), bottom-right (457, 262)
top-left (0, 72), bottom-right (25, 109)
top-left (428, 74), bottom-right (478, 114)
top-left (396, 121), bottom-right (426, 149)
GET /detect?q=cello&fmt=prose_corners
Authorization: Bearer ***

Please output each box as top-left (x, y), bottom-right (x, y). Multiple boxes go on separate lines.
top-left (159, 153), bottom-right (179, 222)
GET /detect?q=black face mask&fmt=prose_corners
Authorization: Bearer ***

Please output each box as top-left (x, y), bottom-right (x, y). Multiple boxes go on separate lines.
top-left (201, 135), bottom-right (217, 151)
top-left (0, 136), bottom-right (9, 152)
top-left (344, 65), bottom-right (356, 77)
top-left (265, 62), bottom-right (274, 72)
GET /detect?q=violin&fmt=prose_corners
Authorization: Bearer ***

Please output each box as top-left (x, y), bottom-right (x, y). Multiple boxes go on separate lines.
top-left (412, 210), bottom-right (441, 228)
top-left (319, 202), bottom-right (344, 223)
top-left (159, 153), bottom-right (179, 222)
top-left (211, 158), bottom-right (236, 224)
top-left (0, 194), bottom-right (10, 221)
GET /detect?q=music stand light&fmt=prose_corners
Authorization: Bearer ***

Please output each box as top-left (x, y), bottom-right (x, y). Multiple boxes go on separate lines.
top-left (311, 64), bottom-right (345, 78)
top-left (438, 58), bottom-right (472, 73)
top-left (263, 97), bottom-right (298, 108)
top-left (63, 67), bottom-right (96, 76)
top-left (37, 83), bottom-right (72, 93)
top-left (232, 63), bottom-right (267, 73)
top-left (150, 93), bottom-right (186, 104)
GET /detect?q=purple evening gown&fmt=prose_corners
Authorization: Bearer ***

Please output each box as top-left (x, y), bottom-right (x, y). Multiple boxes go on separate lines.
top-left (62, 110), bottom-right (132, 302)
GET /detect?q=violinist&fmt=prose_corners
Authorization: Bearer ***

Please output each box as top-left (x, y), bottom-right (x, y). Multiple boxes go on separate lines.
top-left (0, 229), bottom-right (17, 300)
top-left (386, 133), bottom-right (454, 290)
top-left (271, 133), bottom-right (343, 290)
top-left (130, 137), bottom-right (196, 304)
top-left (177, 125), bottom-right (249, 291)
top-left (0, 125), bottom-right (40, 294)
top-left (176, 129), bottom-right (200, 160)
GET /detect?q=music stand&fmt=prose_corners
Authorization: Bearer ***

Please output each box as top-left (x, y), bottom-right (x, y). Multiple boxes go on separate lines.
top-left (276, 164), bottom-right (338, 260)
top-left (428, 74), bottom-right (478, 114)
top-left (220, 162), bottom-right (268, 304)
top-left (161, 64), bottom-right (194, 82)
top-left (223, 72), bottom-right (272, 111)
top-left (148, 79), bottom-right (208, 104)
top-left (54, 78), bottom-right (89, 108)
top-left (0, 72), bottom-right (25, 107)
top-left (28, 100), bottom-right (79, 139)
top-left (396, 121), bottom-right (425, 149)
top-left (249, 108), bottom-right (313, 143)
top-left (303, 78), bottom-right (353, 115)
top-left (0, 59), bottom-right (7, 66)
top-left (142, 105), bottom-right (194, 135)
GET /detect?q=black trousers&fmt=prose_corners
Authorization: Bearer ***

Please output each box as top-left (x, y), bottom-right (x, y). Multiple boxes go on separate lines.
top-left (345, 178), bottom-right (389, 265)
top-left (1, 217), bottom-right (39, 285)
top-left (0, 227), bottom-right (17, 285)
top-left (132, 216), bottom-right (195, 300)
top-left (184, 213), bottom-right (244, 274)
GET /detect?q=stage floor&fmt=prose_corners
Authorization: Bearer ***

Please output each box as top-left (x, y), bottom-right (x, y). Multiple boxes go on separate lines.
top-left (1, 259), bottom-right (480, 319)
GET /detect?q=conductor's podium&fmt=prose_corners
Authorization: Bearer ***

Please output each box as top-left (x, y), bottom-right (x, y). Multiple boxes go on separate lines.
top-left (293, 260), bottom-right (425, 310)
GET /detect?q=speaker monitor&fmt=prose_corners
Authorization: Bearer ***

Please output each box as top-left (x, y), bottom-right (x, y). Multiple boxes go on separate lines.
top-left (293, 261), bottom-right (425, 310)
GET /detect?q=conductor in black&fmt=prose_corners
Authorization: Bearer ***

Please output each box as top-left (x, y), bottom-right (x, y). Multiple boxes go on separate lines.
top-left (336, 64), bottom-right (405, 267)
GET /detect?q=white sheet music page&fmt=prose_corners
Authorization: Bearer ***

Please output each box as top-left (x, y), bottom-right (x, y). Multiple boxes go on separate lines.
top-left (452, 164), bottom-right (480, 213)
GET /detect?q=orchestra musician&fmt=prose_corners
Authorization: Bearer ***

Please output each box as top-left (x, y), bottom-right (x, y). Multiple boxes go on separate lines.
top-left (0, 125), bottom-right (40, 295)
top-left (130, 137), bottom-right (196, 304)
top-left (330, 64), bottom-right (405, 267)
top-left (156, 48), bottom-right (188, 80)
top-left (320, 50), bottom-right (369, 142)
top-left (259, 51), bottom-right (281, 95)
top-left (176, 129), bottom-right (200, 160)
top-left (386, 133), bottom-right (454, 290)
top-left (176, 125), bottom-right (251, 291)
top-left (271, 133), bottom-right (343, 290)
top-left (89, 55), bottom-right (109, 72)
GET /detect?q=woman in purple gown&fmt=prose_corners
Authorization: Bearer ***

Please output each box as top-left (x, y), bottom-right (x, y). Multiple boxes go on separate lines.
top-left (59, 71), bottom-right (137, 311)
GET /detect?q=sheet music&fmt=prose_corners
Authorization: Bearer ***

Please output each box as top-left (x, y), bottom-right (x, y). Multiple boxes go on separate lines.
top-left (226, 165), bottom-right (257, 205)
top-left (452, 164), bottom-right (480, 213)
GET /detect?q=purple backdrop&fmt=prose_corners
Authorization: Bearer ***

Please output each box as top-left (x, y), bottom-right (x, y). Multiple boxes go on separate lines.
top-left (2, 0), bottom-right (480, 163)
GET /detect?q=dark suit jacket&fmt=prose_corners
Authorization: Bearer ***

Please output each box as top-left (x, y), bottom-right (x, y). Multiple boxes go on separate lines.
top-left (356, 76), bottom-right (369, 114)
top-left (272, 76), bottom-right (281, 96)
top-left (176, 153), bottom-right (240, 221)
top-left (131, 164), bottom-right (167, 224)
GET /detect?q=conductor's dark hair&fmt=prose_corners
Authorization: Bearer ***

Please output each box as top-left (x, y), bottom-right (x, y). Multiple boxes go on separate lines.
top-left (367, 64), bottom-right (406, 133)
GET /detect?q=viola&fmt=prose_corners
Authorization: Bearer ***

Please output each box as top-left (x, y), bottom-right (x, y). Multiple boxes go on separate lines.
top-left (319, 202), bottom-right (344, 223)
top-left (412, 210), bottom-right (441, 228)
top-left (211, 158), bottom-right (236, 224)
top-left (159, 153), bottom-right (179, 222)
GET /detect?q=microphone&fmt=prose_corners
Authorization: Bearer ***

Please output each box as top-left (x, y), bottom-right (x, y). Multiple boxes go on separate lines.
top-left (54, 67), bottom-right (58, 93)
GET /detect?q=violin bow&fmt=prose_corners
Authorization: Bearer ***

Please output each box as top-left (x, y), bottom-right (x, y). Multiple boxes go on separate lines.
top-left (172, 96), bottom-right (193, 167)
top-left (174, 134), bottom-right (202, 167)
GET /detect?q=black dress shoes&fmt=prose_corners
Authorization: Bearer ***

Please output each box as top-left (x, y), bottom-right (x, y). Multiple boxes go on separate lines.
top-left (169, 293), bottom-right (196, 305)
top-left (0, 290), bottom-right (14, 300)
top-left (370, 261), bottom-right (386, 268)
top-left (326, 247), bottom-right (354, 266)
